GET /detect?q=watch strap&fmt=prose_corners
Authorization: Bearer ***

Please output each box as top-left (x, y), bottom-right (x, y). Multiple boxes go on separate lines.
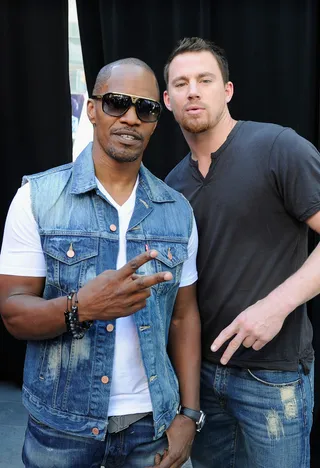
top-left (179, 406), bottom-right (202, 422)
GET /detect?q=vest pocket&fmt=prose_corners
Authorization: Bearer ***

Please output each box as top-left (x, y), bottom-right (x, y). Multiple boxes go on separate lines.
top-left (42, 235), bottom-right (99, 293)
top-left (149, 241), bottom-right (188, 293)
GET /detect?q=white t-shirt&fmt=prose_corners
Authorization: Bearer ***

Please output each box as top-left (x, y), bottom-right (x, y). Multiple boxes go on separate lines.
top-left (0, 179), bottom-right (198, 416)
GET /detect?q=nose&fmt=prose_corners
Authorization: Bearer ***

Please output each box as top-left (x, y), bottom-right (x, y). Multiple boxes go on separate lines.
top-left (187, 81), bottom-right (201, 100)
top-left (119, 105), bottom-right (141, 125)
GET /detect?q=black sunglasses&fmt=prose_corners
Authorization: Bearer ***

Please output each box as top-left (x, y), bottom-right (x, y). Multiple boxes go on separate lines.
top-left (92, 92), bottom-right (162, 123)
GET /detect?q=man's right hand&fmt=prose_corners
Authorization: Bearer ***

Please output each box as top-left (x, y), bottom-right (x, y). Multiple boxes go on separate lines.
top-left (77, 250), bottom-right (172, 322)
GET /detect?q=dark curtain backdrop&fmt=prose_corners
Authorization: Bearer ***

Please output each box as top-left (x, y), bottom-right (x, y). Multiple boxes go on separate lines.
top-left (0, 0), bottom-right (72, 383)
top-left (76, 0), bottom-right (320, 462)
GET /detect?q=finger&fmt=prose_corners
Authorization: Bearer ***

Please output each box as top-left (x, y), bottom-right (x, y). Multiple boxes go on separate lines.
top-left (154, 452), bottom-right (162, 465)
top-left (242, 336), bottom-right (257, 348)
top-left (123, 301), bottom-right (148, 316)
top-left (118, 250), bottom-right (158, 278)
top-left (145, 450), bottom-right (167, 468)
top-left (131, 273), bottom-right (144, 280)
top-left (158, 453), bottom-right (181, 468)
top-left (130, 271), bottom-right (173, 290)
top-left (125, 289), bottom-right (151, 305)
top-left (252, 339), bottom-right (267, 351)
top-left (211, 322), bottom-right (239, 352)
top-left (219, 332), bottom-right (247, 365)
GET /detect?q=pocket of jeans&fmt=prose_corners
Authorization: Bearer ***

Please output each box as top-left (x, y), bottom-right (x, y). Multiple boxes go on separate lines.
top-left (247, 368), bottom-right (301, 387)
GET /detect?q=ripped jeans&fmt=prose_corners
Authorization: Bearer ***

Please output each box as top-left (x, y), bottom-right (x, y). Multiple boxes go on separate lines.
top-left (191, 360), bottom-right (314, 468)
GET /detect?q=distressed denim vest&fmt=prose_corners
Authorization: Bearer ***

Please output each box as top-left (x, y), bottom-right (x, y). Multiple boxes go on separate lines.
top-left (21, 143), bottom-right (193, 441)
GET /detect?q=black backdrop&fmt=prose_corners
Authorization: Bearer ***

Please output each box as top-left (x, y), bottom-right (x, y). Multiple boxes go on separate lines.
top-left (1, 0), bottom-right (320, 464)
top-left (0, 0), bottom-right (72, 383)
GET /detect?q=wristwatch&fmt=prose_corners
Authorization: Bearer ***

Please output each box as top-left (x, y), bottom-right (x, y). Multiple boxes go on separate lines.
top-left (177, 405), bottom-right (206, 432)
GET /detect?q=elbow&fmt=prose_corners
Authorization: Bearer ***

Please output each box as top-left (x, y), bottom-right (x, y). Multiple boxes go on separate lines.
top-left (0, 311), bottom-right (27, 341)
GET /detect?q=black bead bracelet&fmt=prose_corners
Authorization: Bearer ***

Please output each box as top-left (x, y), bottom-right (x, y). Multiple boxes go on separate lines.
top-left (64, 291), bottom-right (93, 339)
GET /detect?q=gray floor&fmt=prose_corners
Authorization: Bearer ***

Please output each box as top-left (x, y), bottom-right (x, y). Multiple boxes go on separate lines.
top-left (0, 382), bottom-right (27, 467)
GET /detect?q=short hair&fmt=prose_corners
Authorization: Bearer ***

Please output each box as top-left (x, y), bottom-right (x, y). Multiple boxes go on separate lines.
top-left (164, 37), bottom-right (229, 85)
top-left (92, 58), bottom-right (159, 97)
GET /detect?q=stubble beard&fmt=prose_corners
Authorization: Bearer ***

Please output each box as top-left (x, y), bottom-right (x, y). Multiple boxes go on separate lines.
top-left (180, 116), bottom-right (210, 134)
top-left (180, 115), bottom-right (210, 133)
top-left (106, 144), bottom-right (142, 163)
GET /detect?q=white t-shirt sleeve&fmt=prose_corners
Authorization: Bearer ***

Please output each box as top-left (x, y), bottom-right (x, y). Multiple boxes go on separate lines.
top-left (0, 183), bottom-right (46, 276)
top-left (179, 214), bottom-right (198, 287)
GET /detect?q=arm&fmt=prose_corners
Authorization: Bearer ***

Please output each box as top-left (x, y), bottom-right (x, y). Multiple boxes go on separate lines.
top-left (212, 211), bottom-right (320, 364)
top-left (168, 283), bottom-right (201, 410)
top-left (0, 275), bottom-right (66, 340)
top-left (0, 251), bottom-right (173, 341)
top-left (151, 283), bottom-right (201, 468)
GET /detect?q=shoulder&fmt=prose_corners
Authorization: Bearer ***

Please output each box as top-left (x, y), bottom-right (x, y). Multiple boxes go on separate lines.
top-left (239, 120), bottom-right (289, 143)
top-left (238, 121), bottom-right (319, 157)
top-left (271, 127), bottom-right (317, 152)
top-left (164, 154), bottom-right (190, 188)
top-left (22, 162), bottom-right (74, 186)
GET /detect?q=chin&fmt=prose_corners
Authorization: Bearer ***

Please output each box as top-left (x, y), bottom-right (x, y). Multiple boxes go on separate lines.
top-left (183, 121), bottom-right (210, 134)
top-left (106, 144), bottom-right (142, 163)
top-left (108, 152), bottom-right (140, 163)
top-left (179, 115), bottom-right (210, 134)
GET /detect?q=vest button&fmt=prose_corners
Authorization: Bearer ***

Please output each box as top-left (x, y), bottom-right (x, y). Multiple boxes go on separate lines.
top-left (92, 427), bottom-right (99, 435)
top-left (106, 324), bottom-right (114, 332)
top-left (110, 224), bottom-right (117, 232)
top-left (101, 376), bottom-right (109, 384)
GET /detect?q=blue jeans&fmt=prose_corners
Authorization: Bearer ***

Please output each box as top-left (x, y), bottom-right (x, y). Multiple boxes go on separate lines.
top-left (22, 414), bottom-right (193, 468)
top-left (191, 360), bottom-right (314, 468)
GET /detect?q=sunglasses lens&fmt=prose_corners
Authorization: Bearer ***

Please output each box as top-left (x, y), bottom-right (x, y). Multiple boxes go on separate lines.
top-left (136, 99), bottom-right (161, 122)
top-left (102, 94), bottom-right (131, 116)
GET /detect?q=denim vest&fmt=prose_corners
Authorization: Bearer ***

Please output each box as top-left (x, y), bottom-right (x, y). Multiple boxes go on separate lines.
top-left (21, 143), bottom-right (193, 441)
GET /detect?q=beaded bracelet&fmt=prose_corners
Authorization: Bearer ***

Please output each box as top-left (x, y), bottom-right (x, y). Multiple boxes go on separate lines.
top-left (64, 291), bottom-right (93, 339)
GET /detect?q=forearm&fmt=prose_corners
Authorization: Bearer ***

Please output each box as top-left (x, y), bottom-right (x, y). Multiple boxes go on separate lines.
top-left (266, 241), bottom-right (320, 317)
top-left (1, 294), bottom-right (67, 340)
top-left (168, 305), bottom-right (201, 410)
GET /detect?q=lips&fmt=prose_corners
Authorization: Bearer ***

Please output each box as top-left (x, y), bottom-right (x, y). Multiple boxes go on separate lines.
top-left (185, 105), bottom-right (206, 113)
top-left (112, 129), bottom-right (142, 140)
top-left (185, 106), bottom-right (204, 111)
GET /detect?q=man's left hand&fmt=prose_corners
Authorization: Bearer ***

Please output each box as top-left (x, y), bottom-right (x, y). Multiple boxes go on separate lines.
top-left (147, 414), bottom-right (196, 468)
top-left (211, 297), bottom-right (289, 365)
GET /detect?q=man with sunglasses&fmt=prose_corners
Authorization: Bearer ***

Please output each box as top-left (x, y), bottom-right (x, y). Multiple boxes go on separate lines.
top-left (0, 58), bottom-right (202, 467)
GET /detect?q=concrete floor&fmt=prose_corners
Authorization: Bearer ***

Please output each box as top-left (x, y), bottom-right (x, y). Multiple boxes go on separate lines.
top-left (0, 381), bottom-right (27, 467)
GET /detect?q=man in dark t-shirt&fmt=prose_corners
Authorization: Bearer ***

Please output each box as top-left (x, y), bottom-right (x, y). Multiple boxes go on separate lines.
top-left (163, 37), bottom-right (320, 468)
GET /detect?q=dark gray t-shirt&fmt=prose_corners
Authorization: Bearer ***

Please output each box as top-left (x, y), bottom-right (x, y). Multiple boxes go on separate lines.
top-left (165, 120), bottom-right (320, 371)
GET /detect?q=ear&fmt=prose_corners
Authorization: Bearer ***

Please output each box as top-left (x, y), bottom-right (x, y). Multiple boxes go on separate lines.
top-left (163, 90), bottom-right (172, 112)
top-left (87, 99), bottom-right (96, 125)
top-left (225, 81), bottom-right (234, 104)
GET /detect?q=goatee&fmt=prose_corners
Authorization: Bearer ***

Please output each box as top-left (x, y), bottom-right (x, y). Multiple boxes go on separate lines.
top-left (107, 146), bottom-right (141, 163)
top-left (181, 117), bottom-right (210, 134)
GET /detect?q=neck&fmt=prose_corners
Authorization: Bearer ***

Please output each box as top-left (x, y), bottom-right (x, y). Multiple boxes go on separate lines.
top-left (182, 112), bottom-right (237, 163)
top-left (92, 140), bottom-right (141, 206)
